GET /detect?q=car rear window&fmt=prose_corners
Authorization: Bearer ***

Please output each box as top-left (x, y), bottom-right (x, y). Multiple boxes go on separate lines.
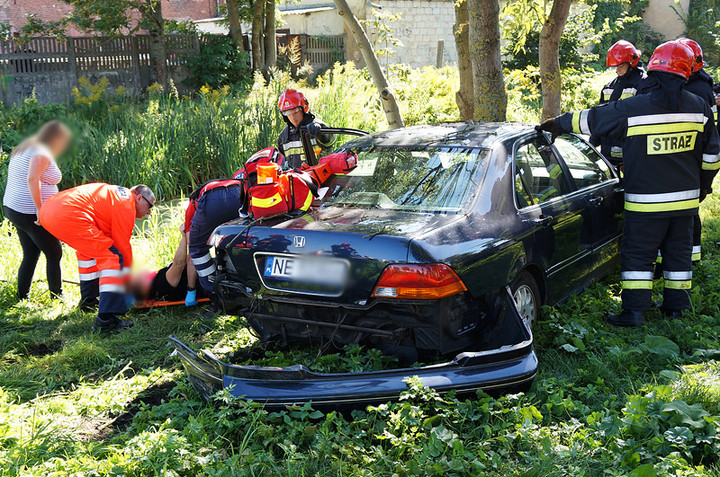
top-left (321, 147), bottom-right (488, 213)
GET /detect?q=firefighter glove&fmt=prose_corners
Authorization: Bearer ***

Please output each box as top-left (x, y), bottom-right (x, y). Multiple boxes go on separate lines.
top-left (304, 122), bottom-right (322, 138)
top-left (536, 118), bottom-right (562, 143)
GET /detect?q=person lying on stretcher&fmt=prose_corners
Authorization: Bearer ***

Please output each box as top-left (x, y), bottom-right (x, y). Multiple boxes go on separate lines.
top-left (128, 227), bottom-right (206, 306)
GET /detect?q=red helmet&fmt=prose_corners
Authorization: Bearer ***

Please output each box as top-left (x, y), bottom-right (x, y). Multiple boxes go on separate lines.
top-left (647, 40), bottom-right (695, 80)
top-left (677, 38), bottom-right (705, 72)
top-left (606, 40), bottom-right (641, 68)
top-left (277, 89), bottom-right (309, 113)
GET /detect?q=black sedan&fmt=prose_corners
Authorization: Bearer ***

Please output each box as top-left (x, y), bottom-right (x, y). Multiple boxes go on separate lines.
top-left (172, 122), bottom-right (623, 407)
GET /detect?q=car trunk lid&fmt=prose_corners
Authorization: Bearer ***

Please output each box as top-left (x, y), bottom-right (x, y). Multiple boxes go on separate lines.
top-left (215, 207), bottom-right (459, 303)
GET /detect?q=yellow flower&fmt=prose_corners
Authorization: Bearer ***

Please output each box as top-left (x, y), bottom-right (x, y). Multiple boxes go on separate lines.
top-left (147, 82), bottom-right (164, 95)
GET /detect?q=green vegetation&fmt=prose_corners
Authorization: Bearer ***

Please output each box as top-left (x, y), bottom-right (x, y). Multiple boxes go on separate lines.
top-left (3, 184), bottom-right (720, 475)
top-left (2, 63), bottom-right (720, 475)
top-left (0, 63), bottom-right (605, 205)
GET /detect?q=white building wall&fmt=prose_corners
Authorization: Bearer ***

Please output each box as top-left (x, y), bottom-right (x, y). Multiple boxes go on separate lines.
top-left (642, 0), bottom-right (689, 40)
top-left (372, 0), bottom-right (457, 68)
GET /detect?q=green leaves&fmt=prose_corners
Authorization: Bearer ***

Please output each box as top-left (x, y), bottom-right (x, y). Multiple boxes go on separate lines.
top-left (644, 335), bottom-right (680, 358)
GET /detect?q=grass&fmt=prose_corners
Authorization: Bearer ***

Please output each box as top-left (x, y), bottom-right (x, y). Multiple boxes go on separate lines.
top-left (1, 187), bottom-right (720, 475)
top-left (0, 63), bottom-right (719, 475)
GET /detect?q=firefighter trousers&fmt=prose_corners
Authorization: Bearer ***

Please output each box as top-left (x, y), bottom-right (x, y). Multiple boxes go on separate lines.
top-left (188, 186), bottom-right (242, 295)
top-left (621, 212), bottom-right (693, 311)
top-left (692, 213), bottom-right (702, 262)
top-left (656, 212), bottom-right (701, 269)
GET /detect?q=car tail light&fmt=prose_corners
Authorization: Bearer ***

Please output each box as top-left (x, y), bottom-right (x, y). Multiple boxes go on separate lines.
top-left (208, 232), bottom-right (229, 248)
top-left (372, 264), bottom-right (467, 299)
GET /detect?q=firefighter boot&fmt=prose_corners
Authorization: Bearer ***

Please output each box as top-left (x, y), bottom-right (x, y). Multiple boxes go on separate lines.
top-left (92, 315), bottom-right (134, 332)
top-left (606, 309), bottom-right (646, 327)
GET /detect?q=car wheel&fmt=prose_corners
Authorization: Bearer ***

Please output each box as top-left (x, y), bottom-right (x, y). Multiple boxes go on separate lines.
top-left (512, 271), bottom-right (541, 331)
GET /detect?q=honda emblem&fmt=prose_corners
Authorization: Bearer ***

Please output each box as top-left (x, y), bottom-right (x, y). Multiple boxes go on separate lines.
top-left (293, 236), bottom-right (306, 248)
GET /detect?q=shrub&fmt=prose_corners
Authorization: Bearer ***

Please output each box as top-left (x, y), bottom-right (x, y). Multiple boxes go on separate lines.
top-left (589, 0), bottom-right (664, 68)
top-left (185, 35), bottom-right (252, 89)
top-left (676, 0), bottom-right (720, 66)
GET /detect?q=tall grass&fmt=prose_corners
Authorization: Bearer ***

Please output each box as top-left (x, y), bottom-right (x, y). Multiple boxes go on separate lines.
top-left (1, 63), bottom-right (606, 206)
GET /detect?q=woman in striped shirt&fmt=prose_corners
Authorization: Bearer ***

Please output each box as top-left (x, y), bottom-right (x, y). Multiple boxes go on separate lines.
top-left (3, 121), bottom-right (71, 299)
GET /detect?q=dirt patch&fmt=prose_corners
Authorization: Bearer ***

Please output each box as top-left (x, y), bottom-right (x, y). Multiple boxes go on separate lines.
top-left (26, 340), bottom-right (62, 357)
top-left (110, 381), bottom-right (177, 432)
top-left (77, 417), bottom-right (115, 442)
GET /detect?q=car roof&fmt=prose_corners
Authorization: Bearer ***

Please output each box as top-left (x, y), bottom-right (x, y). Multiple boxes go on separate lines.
top-left (343, 122), bottom-right (536, 149)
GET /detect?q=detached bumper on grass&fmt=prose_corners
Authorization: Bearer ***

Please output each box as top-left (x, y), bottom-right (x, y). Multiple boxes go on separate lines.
top-left (169, 288), bottom-right (537, 408)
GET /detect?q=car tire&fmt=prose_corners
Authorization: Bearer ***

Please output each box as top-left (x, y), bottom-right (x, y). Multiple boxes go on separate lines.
top-left (511, 271), bottom-right (541, 331)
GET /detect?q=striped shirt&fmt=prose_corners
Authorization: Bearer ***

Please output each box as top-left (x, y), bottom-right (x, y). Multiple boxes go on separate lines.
top-left (3, 144), bottom-right (62, 215)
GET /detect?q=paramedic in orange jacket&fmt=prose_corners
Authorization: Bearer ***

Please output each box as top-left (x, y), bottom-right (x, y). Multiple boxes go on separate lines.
top-left (40, 183), bottom-right (155, 331)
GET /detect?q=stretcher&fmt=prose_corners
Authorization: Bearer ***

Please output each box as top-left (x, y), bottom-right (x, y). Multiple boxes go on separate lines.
top-left (135, 297), bottom-right (211, 309)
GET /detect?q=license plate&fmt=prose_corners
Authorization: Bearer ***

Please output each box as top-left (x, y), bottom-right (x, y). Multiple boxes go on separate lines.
top-left (263, 256), bottom-right (347, 286)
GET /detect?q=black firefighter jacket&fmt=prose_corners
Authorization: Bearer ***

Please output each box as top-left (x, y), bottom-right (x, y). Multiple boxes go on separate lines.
top-left (685, 69), bottom-right (719, 134)
top-left (589, 66), bottom-right (646, 162)
top-left (556, 89), bottom-right (720, 218)
top-left (277, 112), bottom-right (335, 170)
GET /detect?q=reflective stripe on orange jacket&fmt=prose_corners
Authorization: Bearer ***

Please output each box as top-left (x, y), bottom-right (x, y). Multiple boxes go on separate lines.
top-left (40, 182), bottom-right (137, 268)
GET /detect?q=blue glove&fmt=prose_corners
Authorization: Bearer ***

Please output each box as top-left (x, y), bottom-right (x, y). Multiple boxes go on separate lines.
top-left (305, 122), bottom-right (322, 138)
top-left (125, 294), bottom-right (136, 309)
top-left (185, 289), bottom-right (198, 307)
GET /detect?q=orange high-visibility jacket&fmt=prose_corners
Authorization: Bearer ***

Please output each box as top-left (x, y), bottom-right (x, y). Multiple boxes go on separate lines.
top-left (40, 183), bottom-right (137, 267)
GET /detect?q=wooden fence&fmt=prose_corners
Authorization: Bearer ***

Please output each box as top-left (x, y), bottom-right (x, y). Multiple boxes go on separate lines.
top-left (277, 33), bottom-right (345, 74)
top-left (0, 35), bottom-right (200, 105)
top-left (0, 33), bottom-right (344, 104)
top-left (0, 35), bottom-right (200, 76)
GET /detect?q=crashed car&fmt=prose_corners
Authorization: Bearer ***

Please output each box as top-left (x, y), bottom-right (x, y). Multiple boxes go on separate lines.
top-left (173, 122), bottom-right (623, 406)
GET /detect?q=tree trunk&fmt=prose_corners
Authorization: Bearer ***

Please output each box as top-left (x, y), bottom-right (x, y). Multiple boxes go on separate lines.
top-left (141, 0), bottom-right (168, 87)
top-left (251, 0), bottom-right (265, 71)
top-left (467, 0), bottom-right (506, 122)
top-left (333, 0), bottom-right (404, 129)
top-left (539, 0), bottom-right (572, 120)
top-left (263, 0), bottom-right (277, 68)
top-left (226, 0), bottom-right (245, 52)
top-left (453, 0), bottom-right (473, 121)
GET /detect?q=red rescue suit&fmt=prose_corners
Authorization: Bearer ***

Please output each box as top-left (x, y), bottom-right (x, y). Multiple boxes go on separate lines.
top-left (40, 183), bottom-right (136, 316)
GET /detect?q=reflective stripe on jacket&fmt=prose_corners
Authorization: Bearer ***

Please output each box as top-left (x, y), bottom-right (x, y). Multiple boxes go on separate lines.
top-left (557, 89), bottom-right (720, 217)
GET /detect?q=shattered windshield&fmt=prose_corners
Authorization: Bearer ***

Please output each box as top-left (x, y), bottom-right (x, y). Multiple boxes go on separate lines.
top-left (321, 147), bottom-right (488, 213)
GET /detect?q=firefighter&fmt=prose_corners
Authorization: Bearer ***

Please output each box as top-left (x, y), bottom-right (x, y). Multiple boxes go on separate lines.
top-left (679, 38), bottom-right (717, 264)
top-left (589, 40), bottom-right (646, 165)
top-left (537, 40), bottom-right (720, 327)
top-left (186, 178), bottom-right (245, 297)
top-left (39, 183), bottom-right (155, 331)
top-left (277, 89), bottom-right (335, 169)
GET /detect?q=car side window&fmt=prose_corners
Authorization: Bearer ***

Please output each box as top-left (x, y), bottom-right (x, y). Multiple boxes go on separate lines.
top-left (553, 135), bottom-right (612, 190)
top-left (514, 138), bottom-right (568, 206)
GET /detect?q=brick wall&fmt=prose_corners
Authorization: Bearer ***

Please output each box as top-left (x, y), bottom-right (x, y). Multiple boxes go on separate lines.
top-left (0, 0), bottom-right (223, 36)
top-left (371, 0), bottom-right (457, 68)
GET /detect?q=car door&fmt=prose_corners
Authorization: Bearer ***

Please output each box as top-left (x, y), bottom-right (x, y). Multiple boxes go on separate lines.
top-left (551, 134), bottom-right (623, 250)
top-left (513, 134), bottom-right (592, 301)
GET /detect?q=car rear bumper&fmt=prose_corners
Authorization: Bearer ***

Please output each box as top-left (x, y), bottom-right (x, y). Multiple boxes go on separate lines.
top-left (170, 288), bottom-right (537, 408)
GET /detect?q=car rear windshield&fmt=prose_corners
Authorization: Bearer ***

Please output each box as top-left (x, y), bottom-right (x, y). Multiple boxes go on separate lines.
top-left (321, 147), bottom-right (488, 213)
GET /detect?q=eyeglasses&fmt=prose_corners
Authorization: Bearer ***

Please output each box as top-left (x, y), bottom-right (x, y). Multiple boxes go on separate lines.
top-left (281, 107), bottom-right (303, 117)
top-left (141, 195), bottom-right (154, 209)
